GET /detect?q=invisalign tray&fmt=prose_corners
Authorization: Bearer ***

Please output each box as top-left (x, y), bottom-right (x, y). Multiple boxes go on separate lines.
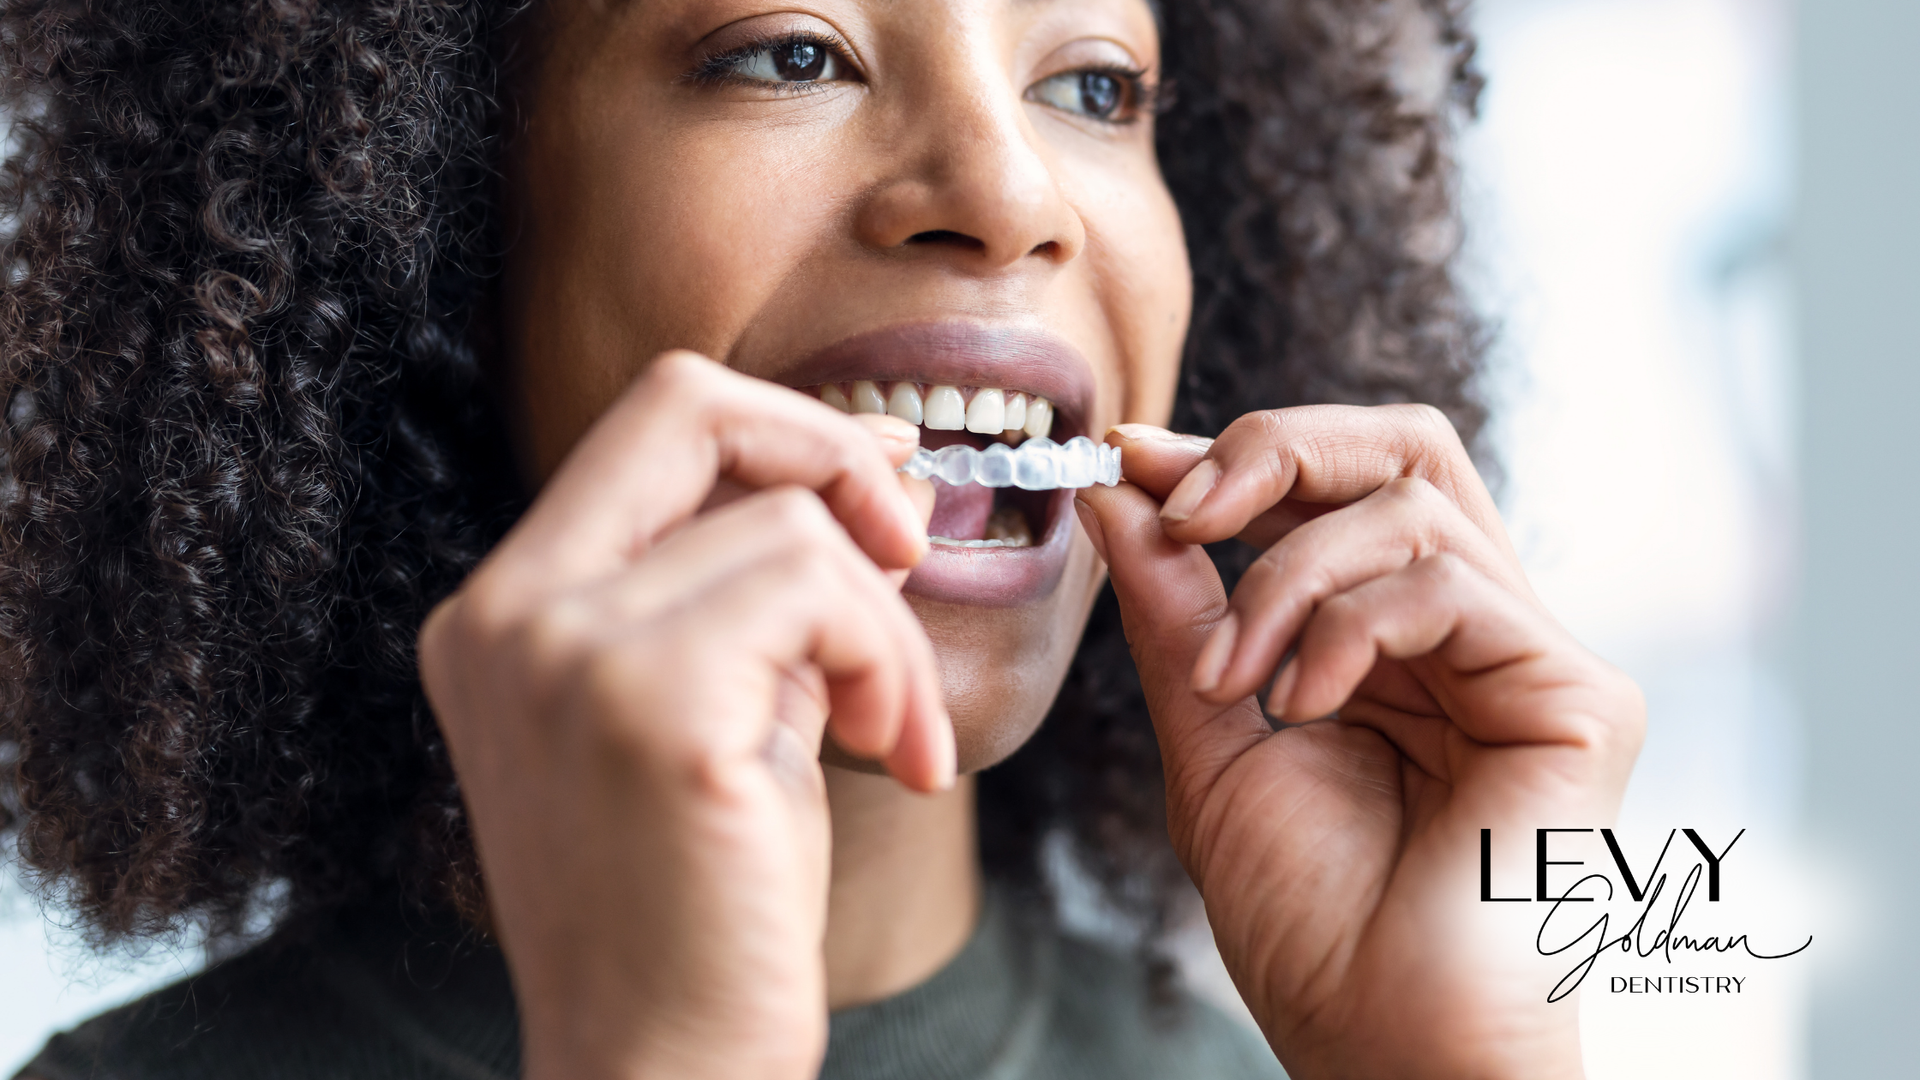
top-left (899, 435), bottom-right (1121, 490)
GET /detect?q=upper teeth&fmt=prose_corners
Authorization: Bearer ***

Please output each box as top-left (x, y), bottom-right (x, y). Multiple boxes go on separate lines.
top-left (816, 381), bottom-right (1054, 441)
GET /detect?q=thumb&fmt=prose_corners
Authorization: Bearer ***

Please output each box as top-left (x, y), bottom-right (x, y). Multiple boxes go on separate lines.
top-left (1074, 482), bottom-right (1273, 796)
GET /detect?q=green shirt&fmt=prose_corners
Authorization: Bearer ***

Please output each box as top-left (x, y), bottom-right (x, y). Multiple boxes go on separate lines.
top-left (17, 891), bottom-right (1286, 1080)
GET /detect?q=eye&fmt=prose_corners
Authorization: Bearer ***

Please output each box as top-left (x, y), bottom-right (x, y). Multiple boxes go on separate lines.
top-left (697, 33), bottom-right (849, 88)
top-left (1026, 68), bottom-right (1147, 123)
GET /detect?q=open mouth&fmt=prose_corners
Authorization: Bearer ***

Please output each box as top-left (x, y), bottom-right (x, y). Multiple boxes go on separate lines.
top-left (810, 379), bottom-right (1081, 550)
top-left (768, 321), bottom-right (1099, 606)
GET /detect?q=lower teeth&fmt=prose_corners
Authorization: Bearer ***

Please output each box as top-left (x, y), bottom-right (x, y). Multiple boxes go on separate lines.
top-left (931, 506), bottom-right (1035, 549)
top-left (930, 536), bottom-right (1030, 549)
top-left (931, 493), bottom-right (1036, 550)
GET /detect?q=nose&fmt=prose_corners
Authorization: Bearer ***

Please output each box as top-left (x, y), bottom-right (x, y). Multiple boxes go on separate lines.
top-left (855, 62), bottom-right (1086, 269)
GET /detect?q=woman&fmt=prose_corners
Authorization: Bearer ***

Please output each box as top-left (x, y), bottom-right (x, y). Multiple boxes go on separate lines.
top-left (0, 0), bottom-right (1643, 1077)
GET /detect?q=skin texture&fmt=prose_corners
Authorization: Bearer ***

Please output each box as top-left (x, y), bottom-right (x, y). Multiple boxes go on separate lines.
top-left (0, 0), bottom-right (1492, 952)
top-left (411, 1), bottom-right (1643, 1079)
top-left (498, 0), bottom-right (1188, 774)
top-left (1078, 417), bottom-right (1641, 1078)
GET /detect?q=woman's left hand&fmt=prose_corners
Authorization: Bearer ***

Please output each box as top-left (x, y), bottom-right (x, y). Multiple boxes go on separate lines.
top-left (1074, 406), bottom-right (1644, 1080)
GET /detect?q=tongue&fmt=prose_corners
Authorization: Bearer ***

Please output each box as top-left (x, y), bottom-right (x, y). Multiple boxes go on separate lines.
top-left (927, 478), bottom-right (993, 541)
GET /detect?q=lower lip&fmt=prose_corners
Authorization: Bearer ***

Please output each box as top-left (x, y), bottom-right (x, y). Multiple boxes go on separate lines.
top-left (903, 488), bottom-right (1076, 607)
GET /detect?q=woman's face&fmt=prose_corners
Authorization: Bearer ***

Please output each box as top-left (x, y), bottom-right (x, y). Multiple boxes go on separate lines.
top-left (502, 0), bottom-right (1190, 770)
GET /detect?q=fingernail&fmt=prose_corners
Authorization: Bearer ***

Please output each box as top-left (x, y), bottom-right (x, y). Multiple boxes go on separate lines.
top-left (1192, 611), bottom-right (1239, 694)
top-left (1266, 657), bottom-right (1299, 720)
top-left (1073, 497), bottom-right (1110, 564)
top-left (1108, 423), bottom-right (1174, 443)
top-left (857, 413), bottom-right (921, 451)
top-left (1160, 458), bottom-right (1220, 524)
top-left (1109, 423), bottom-right (1211, 449)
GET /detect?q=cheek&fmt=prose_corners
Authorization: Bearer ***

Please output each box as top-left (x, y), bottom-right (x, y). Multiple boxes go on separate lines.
top-left (594, 135), bottom-right (846, 357)
top-left (513, 109), bottom-right (851, 468)
top-left (1076, 159), bottom-right (1190, 428)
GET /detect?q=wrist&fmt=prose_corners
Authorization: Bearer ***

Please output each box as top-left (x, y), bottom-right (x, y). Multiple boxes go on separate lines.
top-left (522, 1037), bottom-right (822, 1080)
top-left (519, 998), bottom-right (824, 1080)
top-left (1274, 1022), bottom-right (1583, 1080)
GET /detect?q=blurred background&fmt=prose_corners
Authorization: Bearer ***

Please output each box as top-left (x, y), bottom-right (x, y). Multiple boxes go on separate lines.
top-left (3, 0), bottom-right (1914, 1076)
top-left (1464, 0), bottom-right (1804, 1074)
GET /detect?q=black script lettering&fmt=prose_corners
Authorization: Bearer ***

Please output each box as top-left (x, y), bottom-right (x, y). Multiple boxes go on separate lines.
top-left (1536, 872), bottom-right (1618, 1002)
top-left (1538, 860), bottom-right (1810, 1002)
top-left (1634, 864), bottom-right (1811, 962)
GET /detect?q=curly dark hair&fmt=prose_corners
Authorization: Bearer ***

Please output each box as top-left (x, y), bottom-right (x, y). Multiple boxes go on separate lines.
top-left (0, 0), bottom-right (1486, 948)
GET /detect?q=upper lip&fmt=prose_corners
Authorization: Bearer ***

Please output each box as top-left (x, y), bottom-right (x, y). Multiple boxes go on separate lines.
top-left (763, 321), bottom-right (1096, 438)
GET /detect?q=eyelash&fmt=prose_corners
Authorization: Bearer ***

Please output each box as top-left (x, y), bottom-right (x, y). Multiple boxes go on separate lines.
top-left (1058, 64), bottom-right (1156, 125)
top-left (686, 32), bottom-right (1157, 123)
top-left (687, 31), bottom-right (856, 93)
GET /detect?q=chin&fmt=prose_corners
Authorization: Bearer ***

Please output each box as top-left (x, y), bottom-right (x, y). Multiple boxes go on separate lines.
top-left (911, 528), bottom-right (1107, 774)
top-left (816, 528), bottom-right (1105, 778)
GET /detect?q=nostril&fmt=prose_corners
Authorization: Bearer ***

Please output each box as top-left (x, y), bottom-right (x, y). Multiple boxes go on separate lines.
top-left (906, 230), bottom-right (986, 251)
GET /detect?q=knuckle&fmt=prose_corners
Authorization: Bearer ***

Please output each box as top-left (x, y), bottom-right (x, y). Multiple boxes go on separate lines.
top-left (1380, 474), bottom-right (1445, 511)
top-left (779, 535), bottom-right (862, 592)
top-left (1382, 474), bottom-right (1437, 500)
top-left (647, 347), bottom-right (707, 384)
top-left (416, 594), bottom-right (462, 661)
top-left (1251, 539), bottom-right (1329, 600)
top-left (1243, 543), bottom-right (1291, 586)
top-left (515, 597), bottom-right (596, 670)
top-left (568, 632), bottom-right (700, 751)
top-left (1393, 401), bottom-right (1457, 440)
top-left (1596, 668), bottom-right (1650, 751)
top-left (415, 596), bottom-right (473, 704)
top-left (1233, 409), bottom-right (1306, 467)
top-left (817, 435), bottom-right (887, 493)
top-left (1317, 588), bottom-right (1366, 629)
top-left (1563, 683), bottom-right (1647, 763)
top-left (573, 643), bottom-right (637, 711)
top-left (1391, 403), bottom-right (1472, 467)
top-left (640, 348), bottom-right (719, 403)
top-left (1417, 550), bottom-right (1474, 586)
top-left (758, 485), bottom-right (838, 539)
top-left (1377, 477), bottom-right (1452, 547)
top-left (567, 651), bottom-right (665, 758)
top-left (763, 543), bottom-right (831, 589)
top-left (422, 574), bottom-right (520, 659)
top-left (1178, 602), bottom-right (1235, 641)
top-left (1246, 408), bottom-right (1290, 444)
top-left (675, 732), bottom-right (762, 810)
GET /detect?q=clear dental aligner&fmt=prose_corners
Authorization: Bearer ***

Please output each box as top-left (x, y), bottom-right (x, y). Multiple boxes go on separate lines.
top-left (814, 380), bottom-right (1116, 490)
top-left (899, 436), bottom-right (1122, 491)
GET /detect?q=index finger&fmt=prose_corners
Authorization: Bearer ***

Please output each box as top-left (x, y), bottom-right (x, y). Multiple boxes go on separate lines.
top-left (1104, 427), bottom-right (1335, 550)
top-left (494, 351), bottom-right (927, 593)
top-left (1116, 404), bottom-right (1510, 555)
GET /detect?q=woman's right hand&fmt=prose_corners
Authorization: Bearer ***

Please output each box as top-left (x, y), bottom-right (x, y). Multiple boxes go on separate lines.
top-left (416, 351), bottom-right (952, 1080)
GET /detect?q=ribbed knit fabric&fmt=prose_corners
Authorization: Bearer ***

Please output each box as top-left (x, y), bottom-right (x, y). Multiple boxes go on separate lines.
top-left (16, 891), bottom-right (1286, 1080)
